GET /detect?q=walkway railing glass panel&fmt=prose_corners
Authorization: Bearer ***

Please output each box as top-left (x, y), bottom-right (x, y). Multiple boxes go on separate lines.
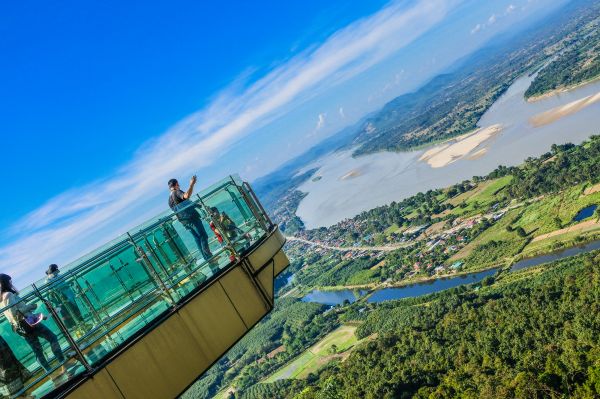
top-left (0, 175), bottom-right (270, 398)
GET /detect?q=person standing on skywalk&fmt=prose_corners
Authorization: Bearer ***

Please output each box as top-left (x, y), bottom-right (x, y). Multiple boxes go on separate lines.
top-left (168, 176), bottom-right (213, 261)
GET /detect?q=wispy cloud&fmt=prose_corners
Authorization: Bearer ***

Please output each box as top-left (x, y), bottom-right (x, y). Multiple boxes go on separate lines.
top-left (471, 23), bottom-right (483, 34)
top-left (471, 2), bottom-right (520, 34)
top-left (316, 113), bottom-right (327, 130)
top-left (0, 0), bottom-right (454, 283)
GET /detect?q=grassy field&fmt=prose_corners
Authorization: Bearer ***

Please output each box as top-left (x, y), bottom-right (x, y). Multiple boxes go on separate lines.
top-left (449, 185), bottom-right (600, 269)
top-left (384, 223), bottom-right (404, 237)
top-left (449, 208), bottom-right (525, 265)
top-left (521, 228), bottom-right (600, 258)
top-left (263, 325), bottom-right (360, 382)
top-left (447, 176), bottom-right (513, 217)
top-left (511, 185), bottom-right (600, 236)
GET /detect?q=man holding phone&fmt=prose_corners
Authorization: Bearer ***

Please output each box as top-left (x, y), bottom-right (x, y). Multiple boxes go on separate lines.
top-left (168, 175), bottom-right (213, 261)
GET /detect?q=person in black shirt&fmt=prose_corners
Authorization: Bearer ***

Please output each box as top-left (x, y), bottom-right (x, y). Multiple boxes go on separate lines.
top-left (168, 176), bottom-right (213, 261)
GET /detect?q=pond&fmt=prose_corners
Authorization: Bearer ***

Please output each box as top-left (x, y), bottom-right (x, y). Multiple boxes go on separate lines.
top-left (572, 204), bottom-right (597, 222)
top-left (275, 272), bottom-right (296, 292)
top-left (302, 238), bottom-right (600, 305)
top-left (301, 289), bottom-right (367, 306)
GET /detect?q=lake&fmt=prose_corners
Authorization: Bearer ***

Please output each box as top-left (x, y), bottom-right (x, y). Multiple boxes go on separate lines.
top-left (296, 75), bottom-right (600, 228)
top-left (302, 238), bottom-right (600, 305)
top-left (572, 204), bottom-right (598, 222)
top-left (301, 289), bottom-right (367, 306)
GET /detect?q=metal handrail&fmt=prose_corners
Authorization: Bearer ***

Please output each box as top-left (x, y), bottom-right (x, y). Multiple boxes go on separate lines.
top-left (0, 176), bottom-right (275, 399)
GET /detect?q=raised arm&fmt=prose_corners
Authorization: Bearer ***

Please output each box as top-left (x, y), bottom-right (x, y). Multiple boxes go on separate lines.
top-left (183, 175), bottom-right (197, 200)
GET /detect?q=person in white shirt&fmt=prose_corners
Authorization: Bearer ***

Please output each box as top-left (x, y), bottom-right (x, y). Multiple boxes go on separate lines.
top-left (0, 274), bottom-right (67, 376)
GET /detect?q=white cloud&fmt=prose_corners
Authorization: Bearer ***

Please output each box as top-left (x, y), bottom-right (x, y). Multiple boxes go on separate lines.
top-left (0, 0), bottom-right (454, 284)
top-left (316, 113), bottom-right (327, 129)
top-left (339, 107), bottom-right (346, 119)
top-left (471, 23), bottom-right (482, 34)
top-left (471, 3), bottom-right (520, 35)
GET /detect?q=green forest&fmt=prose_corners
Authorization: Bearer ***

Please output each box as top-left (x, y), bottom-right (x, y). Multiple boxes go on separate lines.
top-left (266, 253), bottom-right (600, 398)
top-left (525, 4), bottom-right (600, 99)
top-left (182, 134), bottom-right (600, 399)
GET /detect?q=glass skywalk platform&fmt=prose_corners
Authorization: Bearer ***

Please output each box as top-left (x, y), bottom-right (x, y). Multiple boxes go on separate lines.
top-left (0, 175), bottom-right (289, 399)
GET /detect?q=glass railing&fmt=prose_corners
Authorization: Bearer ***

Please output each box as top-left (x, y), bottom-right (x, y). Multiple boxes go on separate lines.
top-left (0, 175), bottom-right (272, 398)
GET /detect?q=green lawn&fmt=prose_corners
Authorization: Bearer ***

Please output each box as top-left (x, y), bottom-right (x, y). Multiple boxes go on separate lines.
top-left (447, 176), bottom-right (513, 217)
top-left (263, 326), bottom-right (360, 382)
top-left (263, 351), bottom-right (314, 382)
top-left (513, 185), bottom-right (600, 235)
top-left (310, 325), bottom-right (358, 356)
top-left (384, 223), bottom-right (403, 237)
top-left (521, 228), bottom-right (600, 258)
top-left (473, 176), bottom-right (513, 204)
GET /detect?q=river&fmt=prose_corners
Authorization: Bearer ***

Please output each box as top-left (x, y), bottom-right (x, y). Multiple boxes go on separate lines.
top-left (302, 238), bottom-right (600, 305)
top-left (296, 75), bottom-right (600, 229)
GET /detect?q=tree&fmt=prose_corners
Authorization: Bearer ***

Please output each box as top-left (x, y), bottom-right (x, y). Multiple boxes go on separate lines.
top-left (554, 217), bottom-right (563, 229)
top-left (329, 344), bottom-right (338, 355)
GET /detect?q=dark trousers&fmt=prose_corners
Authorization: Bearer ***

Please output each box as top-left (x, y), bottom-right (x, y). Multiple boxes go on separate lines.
top-left (24, 324), bottom-right (65, 372)
top-left (61, 300), bottom-right (85, 330)
top-left (182, 218), bottom-right (212, 260)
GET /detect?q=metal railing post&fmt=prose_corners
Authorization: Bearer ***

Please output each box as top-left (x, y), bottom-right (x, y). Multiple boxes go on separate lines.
top-left (32, 284), bottom-right (92, 372)
top-left (161, 221), bottom-right (193, 273)
top-left (143, 236), bottom-right (176, 278)
top-left (196, 194), bottom-right (239, 262)
top-left (72, 280), bottom-right (103, 328)
top-left (127, 233), bottom-right (176, 304)
top-left (228, 180), bottom-right (268, 231)
top-left (242, 181), bottom-right (274, 229)
top-left (110, 263), bottom-right (136, 302)
top-left (228, 177), bottom-right (270, 231)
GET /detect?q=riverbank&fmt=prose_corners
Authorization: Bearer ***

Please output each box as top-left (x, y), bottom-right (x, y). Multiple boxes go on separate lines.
top-left (305, 263), bottom-right (504, 295)
top-left (526, 74), bottom-right (600, 102)
top-left (290, 216), bottom-right (600, 299)
top-left (301, 237), bottom-right (600, 306)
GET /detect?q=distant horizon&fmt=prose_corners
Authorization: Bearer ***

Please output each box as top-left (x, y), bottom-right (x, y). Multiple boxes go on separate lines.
top-left (0, 0), bottom-right (569, 284)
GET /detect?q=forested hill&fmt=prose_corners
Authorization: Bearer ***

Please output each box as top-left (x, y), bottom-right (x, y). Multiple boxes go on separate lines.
top-left (272, 253), bottom-right (600, 398)
top-left (352, 0), bottom-right (599, 155)
top-left (525, 1), bottom-right (600, 99)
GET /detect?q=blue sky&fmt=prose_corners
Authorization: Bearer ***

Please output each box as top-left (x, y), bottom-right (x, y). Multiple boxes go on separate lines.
top-left (0, 0), bottom-right (567, 283)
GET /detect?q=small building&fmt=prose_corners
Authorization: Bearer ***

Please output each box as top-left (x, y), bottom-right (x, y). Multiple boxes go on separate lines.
top-left (451, 261), bottom-right (464, 270)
